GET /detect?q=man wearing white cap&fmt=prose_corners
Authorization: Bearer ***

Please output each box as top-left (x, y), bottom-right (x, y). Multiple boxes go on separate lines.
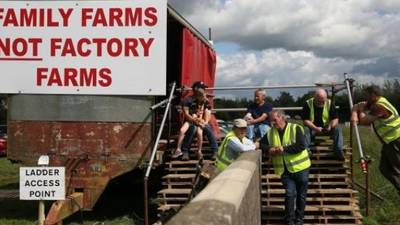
top-left (216, 118), bottom-right (258, 171)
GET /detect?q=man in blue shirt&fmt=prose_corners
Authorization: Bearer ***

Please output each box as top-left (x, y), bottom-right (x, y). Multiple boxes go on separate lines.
top-left (245, 89), bottom-right (273, 141)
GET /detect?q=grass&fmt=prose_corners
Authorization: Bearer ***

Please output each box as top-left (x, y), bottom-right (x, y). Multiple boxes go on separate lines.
top-left (0, 158), bottom-right (20, 189)
top-left (343, 125), bottom-right (400, 225)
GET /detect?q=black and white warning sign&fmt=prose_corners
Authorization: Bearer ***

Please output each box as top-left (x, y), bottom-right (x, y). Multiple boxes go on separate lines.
top-left (20, 167), bottom-right (65, 200)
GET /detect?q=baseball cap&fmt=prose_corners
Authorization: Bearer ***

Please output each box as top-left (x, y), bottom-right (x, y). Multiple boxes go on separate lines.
top-left (191, 81), bottom-right (207, 90)
top-left (233, 118), bottom-right (247, 128)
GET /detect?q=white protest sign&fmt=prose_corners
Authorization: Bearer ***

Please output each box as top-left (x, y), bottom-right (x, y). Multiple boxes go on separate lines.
top-left (20, 167), bottom-right (65, 200)
top-left (0, 0), bottom-right (167, 95)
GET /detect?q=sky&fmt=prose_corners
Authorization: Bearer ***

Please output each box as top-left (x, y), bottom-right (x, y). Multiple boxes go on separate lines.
top-left (168, 0), bottom-right (400, 99)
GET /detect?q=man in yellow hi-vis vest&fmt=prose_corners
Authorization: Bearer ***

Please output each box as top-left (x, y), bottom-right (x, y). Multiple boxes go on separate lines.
top-left (302, 88), bottom-right (344, 160)
top-left (351, 85), bottom-right (400, 193)
top-left (261, 109), bottom-right (310, 225)
top-left (216, 118), bottom-right (258, 171)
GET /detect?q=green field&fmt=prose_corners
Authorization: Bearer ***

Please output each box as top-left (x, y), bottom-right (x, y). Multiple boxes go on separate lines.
top-left (1, 125), bottom-right (400, 224)
top-left (344, 125), bottom-right (400, 225)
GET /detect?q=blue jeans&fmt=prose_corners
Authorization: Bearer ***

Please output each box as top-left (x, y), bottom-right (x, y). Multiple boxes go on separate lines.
top-left (181, 124), bottom-right (218, 153)
top-left (281, 168), bottom-right (309, 225)
top-left (247, 123), bottom-right (270, 140)
top-left (304, 126), bottom-right (344, 159)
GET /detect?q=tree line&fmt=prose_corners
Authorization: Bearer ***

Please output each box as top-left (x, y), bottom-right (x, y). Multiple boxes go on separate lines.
top-left (214, 79), bottom-right (400, 122)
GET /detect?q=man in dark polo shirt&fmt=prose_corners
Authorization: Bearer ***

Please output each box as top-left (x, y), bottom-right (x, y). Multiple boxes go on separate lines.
top-left (245, 89), bottom-right (273, 141)
top-left (302, 88), bottom-right (344, 160)
top-left (352, 85), bottom-right (400, 194)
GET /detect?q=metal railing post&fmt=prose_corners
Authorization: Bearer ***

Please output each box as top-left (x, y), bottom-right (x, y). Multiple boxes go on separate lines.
top-left (344, 73), bottom-right (370, 216)
top-left (349, 81), bottom-right (354, 185)
top-left (344, 74), bottom-right (367, 166)
top-left (144, 82), bottom-right (177, 225)
top-left (366, 169), bottom-right (371, 216)
top-left (168, 104), bottom-right (172, 150)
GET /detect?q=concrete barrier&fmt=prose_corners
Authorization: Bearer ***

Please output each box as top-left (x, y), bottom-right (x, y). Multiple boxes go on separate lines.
top-left (166, 150), bottom-right (262, 225)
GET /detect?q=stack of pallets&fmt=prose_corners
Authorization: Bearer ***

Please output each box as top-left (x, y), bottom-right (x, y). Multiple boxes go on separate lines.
top-left (262, 136), bottom-right (362, 225)
top-left (157, 136), bottom-right (362, 225)
top-left (157, 145), bottom-right (214, 213)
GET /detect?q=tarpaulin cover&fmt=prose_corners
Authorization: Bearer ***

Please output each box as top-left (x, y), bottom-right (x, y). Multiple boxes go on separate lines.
top-left (180, 28), bottom-right (216, 90)
top-left (179, 28), bottom-right (220, 137)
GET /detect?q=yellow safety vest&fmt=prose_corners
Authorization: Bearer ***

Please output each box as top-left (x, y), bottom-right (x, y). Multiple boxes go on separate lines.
top-left (267, 123), bottom-right (311, 176)
top-left (216, 131), bottom-right (241, 171)
top-left (372, 97), bottom-right (400, 144)
top-left (307, 98), bottom-right (331, 126)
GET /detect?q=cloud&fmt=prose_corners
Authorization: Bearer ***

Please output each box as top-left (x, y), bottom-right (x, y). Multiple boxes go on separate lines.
top-left (215, 49), bottom-right (397, 98)
top-left (351, 57), bottom-right (400, 77)
top-left (168, 0), bottom-right (219, 15)
top-left (168, 0), bottom-right (400, 59)
top-left (168, 0), bottom-right (400, 100)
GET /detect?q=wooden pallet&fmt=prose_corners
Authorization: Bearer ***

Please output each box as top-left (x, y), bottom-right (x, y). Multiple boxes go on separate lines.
top-left (157, 138), bottom-right (216, 213)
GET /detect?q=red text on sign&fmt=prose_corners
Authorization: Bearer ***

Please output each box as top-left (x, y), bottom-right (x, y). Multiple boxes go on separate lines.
top-left (36, 67), bottom-right (112, 87)
top-left (50, 38), bottom-right (154, 57)
top-left (81, 7), bottom-right (157, 27)
top-left (0, 38), bottom-right (42, 57)
top-left (0, 8), bottom-right (73, 27)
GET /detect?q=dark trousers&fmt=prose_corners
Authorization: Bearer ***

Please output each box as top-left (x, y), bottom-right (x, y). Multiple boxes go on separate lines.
top-left (304, 126), bottom-right (344, 159)
top-left (181, 124), bottom-right (218, 153)
top-left (281, 168), bottom-right (309, 225)
top-left (379, 139), bottom-right (400, 192)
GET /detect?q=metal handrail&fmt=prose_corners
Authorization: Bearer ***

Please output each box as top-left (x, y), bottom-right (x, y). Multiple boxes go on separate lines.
top-left (344, 73), bottom-right (371, 216)
top-left (177, 83), bottom-right (343, 92)
top-left (344, 74), bottom-right (366, 167)
top-left (149, 95), bottom-right (176, 111)
top-left (212, 106), bottom-right (340, 112)
top-left (144, 82), bottom-right (176, 225)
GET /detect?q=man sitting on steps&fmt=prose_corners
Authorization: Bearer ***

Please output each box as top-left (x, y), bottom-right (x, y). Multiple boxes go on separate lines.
top-left (302, 88), bottom-right (344, 160)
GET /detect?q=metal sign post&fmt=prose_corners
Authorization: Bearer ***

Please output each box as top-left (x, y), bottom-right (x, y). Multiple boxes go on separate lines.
top-left (38, 155), bottom-right (49, 225)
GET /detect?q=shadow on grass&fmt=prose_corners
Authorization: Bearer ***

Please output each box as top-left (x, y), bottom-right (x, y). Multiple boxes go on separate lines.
top-left (0, 183), bottom-right (19, 189)
top-left (0, 199), bottom-right (38, 221)
top-left (64, 168), bottom-right (163, 225)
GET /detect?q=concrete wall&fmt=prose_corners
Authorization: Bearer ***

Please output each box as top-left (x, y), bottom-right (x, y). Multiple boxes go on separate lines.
top-left (166, 150), bottom-right (262, 225)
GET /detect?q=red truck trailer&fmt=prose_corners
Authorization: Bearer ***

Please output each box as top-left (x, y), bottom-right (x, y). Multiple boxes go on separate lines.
top-left (4, 4), bottom-right (217, 224)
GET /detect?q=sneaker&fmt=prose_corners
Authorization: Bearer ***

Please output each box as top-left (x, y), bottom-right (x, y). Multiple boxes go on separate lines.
top-left (182, 152), bottom-right (190, 161)
top-left (171, 150), bottom-right (183, 159)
